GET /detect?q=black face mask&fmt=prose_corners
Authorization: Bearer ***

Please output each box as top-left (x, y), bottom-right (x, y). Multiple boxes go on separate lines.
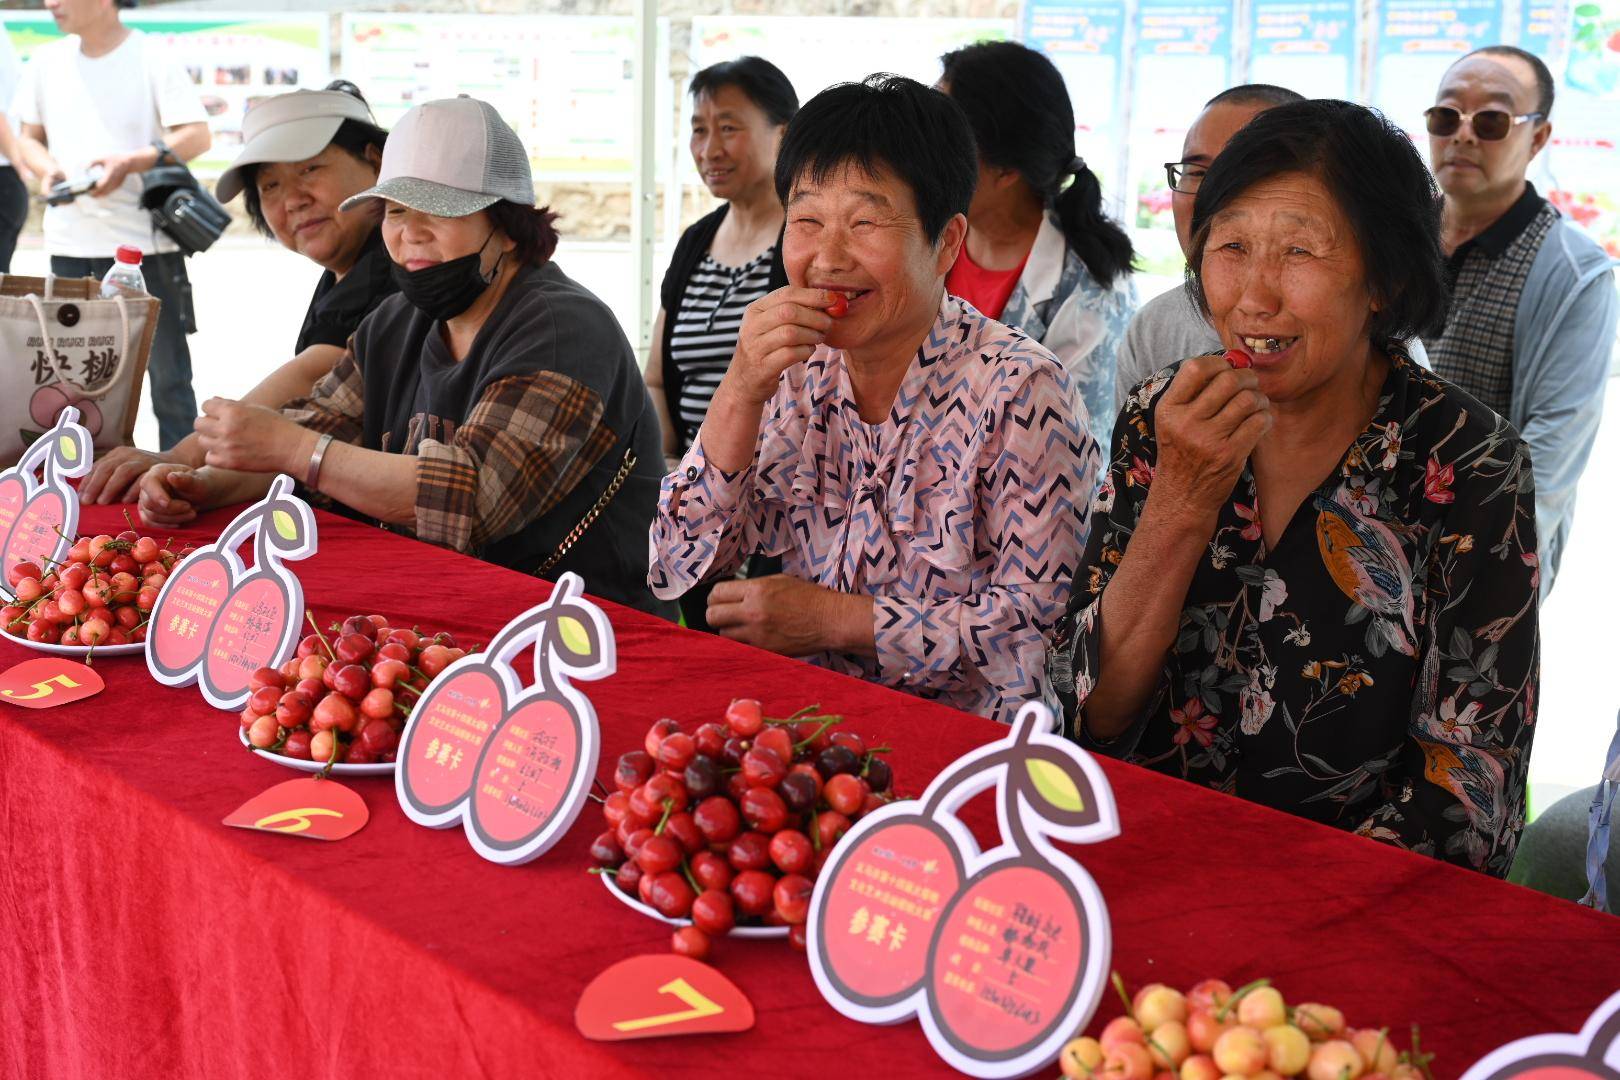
top-left (391, 229), bottom-right (502, 321)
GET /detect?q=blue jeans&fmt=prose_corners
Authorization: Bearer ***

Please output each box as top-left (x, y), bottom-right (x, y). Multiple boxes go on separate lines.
top-left (51, 252), bottom-right (197, 451)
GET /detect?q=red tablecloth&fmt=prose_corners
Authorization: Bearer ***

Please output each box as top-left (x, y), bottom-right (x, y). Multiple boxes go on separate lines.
top-left (2, 505), bottom-right (1615, 1080)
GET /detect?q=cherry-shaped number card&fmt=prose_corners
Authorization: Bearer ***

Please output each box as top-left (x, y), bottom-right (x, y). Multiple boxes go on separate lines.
top-left (808, 701), bottom-right (1119, 1079)
top-left (145, 474), bottom-right (316, 710)
top-left (394, 571), bottom-right (611, 865)
top-left (0, 407), bottom-right (92, 574)
top-left (1462, 989), bottom-right (1620, 1080)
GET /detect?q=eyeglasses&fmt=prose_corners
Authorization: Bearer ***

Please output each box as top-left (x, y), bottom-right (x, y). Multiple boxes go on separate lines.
top-left (1424, 106), bottom-right (1545, 141)
top-left (1164, 161), bottom-right (1207, 194)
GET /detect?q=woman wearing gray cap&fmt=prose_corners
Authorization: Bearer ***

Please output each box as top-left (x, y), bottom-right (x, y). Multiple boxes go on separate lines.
top-left (137, 96), bottom-right (675, 618)
top-left (84, 81), bottom-right (396, 504)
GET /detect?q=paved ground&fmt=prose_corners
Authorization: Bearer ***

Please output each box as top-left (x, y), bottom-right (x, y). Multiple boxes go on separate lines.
top-left (14, 237), bottom-right (1616, 811)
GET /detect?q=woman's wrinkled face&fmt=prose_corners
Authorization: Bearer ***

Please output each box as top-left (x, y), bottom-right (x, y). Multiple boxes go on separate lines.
top-left (782, 160), bottom-right (964, 358)
top-left (690, 85), bottom-right (783, 203)
top-left (381, 205), bottom-right (512, 277)
top-left (1199, 170), bottom-right (1377, 404)
top-left (255, 143), bottom-right (382, 272)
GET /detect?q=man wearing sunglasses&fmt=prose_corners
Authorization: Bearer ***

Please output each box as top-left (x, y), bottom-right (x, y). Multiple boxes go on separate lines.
top-left (1423, 45), bottom-right (1618, 597)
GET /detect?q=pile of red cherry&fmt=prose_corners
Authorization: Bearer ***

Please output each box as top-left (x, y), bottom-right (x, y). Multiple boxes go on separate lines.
top-left (2, 527), bottom-right (195, 649)
top-left (594, 699), bottom-right (897, 959)
top-left (239, 614), bottom-right (471, 768)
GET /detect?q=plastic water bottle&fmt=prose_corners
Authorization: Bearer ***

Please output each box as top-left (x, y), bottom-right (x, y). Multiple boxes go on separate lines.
top-left (99, 246), bottom-right (147, 299)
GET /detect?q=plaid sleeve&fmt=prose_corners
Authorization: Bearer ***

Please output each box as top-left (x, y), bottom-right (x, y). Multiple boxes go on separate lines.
top-left (280, 346), bottom-right (365, 444)
top-left (413, 371), bottom-right (615, 553)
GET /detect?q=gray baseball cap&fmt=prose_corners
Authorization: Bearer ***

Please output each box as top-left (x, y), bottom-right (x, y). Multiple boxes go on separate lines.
top-left (340, 96), bottom-right (535, 218)
top-left (216, 89), bottom-right (383, 204)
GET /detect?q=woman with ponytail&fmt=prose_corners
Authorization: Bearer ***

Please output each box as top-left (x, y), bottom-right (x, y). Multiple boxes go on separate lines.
top-left (940, 41), bottom-right (1138, 433)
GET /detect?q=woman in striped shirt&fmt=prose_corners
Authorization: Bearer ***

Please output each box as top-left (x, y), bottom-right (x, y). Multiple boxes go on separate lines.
top-left (646, 57), bottom-right (798, 629)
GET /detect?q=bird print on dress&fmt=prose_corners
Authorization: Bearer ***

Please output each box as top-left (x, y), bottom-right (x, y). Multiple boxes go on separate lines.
top-left (1314, 484), bottom-right (1417, 658)
top-left (1055, 349), bottom-right (1539, 877)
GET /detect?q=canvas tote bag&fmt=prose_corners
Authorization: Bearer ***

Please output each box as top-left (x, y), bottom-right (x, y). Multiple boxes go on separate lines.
top-left (0, 274), bottom-right (156, 467)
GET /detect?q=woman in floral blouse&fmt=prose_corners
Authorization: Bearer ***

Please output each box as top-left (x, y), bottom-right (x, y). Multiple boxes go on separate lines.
top-left (1055, 100), bottom-right (1539, 877)
top-left (649, 75), bottom-right (1098, 724)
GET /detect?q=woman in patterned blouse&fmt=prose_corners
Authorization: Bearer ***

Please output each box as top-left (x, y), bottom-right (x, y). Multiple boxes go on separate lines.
top-left (1055, 100), bottom-right (1539, 877)
top-left (649, 75), bottom-right (1099, 724)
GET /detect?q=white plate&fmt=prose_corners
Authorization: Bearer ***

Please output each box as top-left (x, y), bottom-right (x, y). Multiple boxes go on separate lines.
top-left (1, 632), bottom-right (144, 657)
top-left (238, 726), bottom-right (396, 777)
top-left (599, 868), bottom-right (790, 938)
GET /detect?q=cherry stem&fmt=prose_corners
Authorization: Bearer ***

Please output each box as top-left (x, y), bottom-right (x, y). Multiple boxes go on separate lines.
top-left (1410, 1026), bottom-right (1435, 1080)
top-left (1215, 977), bottom-right (1271, 1023)
top-left (679, 857), bottom-right (701, 894)
top-left (303, 610), bottom-right (335, 660)
top-left (654, 798), bottom-right (674, 835)
top-left (587, 865), bottom-right (617, 878)
top-left (791, 717), bottom-right (841, 752)
top-left (317, 731), bottom-right (340, 779)
top-left (765, 704), bottom-right (822, 726)
top-left (1111, 971), bottom-right (1134, 1019)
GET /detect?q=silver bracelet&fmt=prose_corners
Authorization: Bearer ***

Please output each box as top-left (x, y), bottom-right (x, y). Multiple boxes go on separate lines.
top-left (304, 432), bottom-right (334, 490)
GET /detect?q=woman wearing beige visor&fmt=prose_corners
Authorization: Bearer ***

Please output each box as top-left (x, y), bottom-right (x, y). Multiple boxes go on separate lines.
top-left (83, 80), bottom-right (395, 503)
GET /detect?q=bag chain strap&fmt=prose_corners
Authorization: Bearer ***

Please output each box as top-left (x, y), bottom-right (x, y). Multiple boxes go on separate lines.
top-left (535, 446), bottom-right (638, 577)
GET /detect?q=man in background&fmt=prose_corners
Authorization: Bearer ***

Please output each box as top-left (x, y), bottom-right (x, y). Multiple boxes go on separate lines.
top-left (12, 0), bottom-right (212, 450)
top-left (1422, 45), bottom-right (1617, 597)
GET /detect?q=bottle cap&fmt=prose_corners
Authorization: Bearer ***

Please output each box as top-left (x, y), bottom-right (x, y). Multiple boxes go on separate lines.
top-left (114, 245), bottom-right (143, 265)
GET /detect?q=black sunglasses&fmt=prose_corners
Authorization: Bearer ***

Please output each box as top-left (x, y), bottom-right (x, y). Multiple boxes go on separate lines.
top-left (1424, 106), bottom-right (1544, 141)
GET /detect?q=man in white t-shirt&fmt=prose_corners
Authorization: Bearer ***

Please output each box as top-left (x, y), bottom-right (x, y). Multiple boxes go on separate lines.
top-left (13, 0), bottom-right (211, 450)
top-left (0, 26), bottom-right (31, 272)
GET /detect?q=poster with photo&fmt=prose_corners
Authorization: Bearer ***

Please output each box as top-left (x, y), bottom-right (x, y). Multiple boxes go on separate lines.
top-left (1549, 0), bottom-right (1620, 258)
top-left (3, 13), bottom-right (330, 177)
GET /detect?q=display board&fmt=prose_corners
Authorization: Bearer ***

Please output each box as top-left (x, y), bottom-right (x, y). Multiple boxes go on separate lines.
top-left (1372, 0), bottom-right (1503, 137)
top-left (1126, 0), bottom-right (1234, 264)
top-left (339, 14), bottom-right (671, 182)
top-left (1019, 0), bottom-right (1129, 195)
top-left (2, 13), bottom-right (330, 177)
top-left (1248, 0), bottom-right (1359, 98)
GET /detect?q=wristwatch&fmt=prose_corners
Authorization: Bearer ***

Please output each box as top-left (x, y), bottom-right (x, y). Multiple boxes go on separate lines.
top-left (150, 140), bottom-right (175, 166)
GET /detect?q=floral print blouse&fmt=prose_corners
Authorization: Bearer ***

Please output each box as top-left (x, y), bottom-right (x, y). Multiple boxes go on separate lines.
top-left (1056, 351), bottom-right (1539, 877)
top-left (649, 294), bottom-right (1100, 724)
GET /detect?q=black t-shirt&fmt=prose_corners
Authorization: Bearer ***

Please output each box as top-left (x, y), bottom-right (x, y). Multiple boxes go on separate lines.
top-left (294, 227), bottom-right (398, 354)
top-left (347, 261), bottom-right (674, 619)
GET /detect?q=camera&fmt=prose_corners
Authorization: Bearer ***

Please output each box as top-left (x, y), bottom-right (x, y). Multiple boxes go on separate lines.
top-left (43, 166), bottom-right (105, 207)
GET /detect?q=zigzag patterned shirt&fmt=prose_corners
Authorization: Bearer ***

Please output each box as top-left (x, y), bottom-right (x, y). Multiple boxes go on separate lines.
top-left (648, 294), bottom-right (1100, 724)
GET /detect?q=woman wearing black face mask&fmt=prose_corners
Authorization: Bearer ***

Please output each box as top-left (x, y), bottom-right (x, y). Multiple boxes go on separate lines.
top-left (137, 97), bottom-right (675, 619)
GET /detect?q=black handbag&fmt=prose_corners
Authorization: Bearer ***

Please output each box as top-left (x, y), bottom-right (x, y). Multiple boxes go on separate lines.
top-left (138, 151), bottom-right (229, 257)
